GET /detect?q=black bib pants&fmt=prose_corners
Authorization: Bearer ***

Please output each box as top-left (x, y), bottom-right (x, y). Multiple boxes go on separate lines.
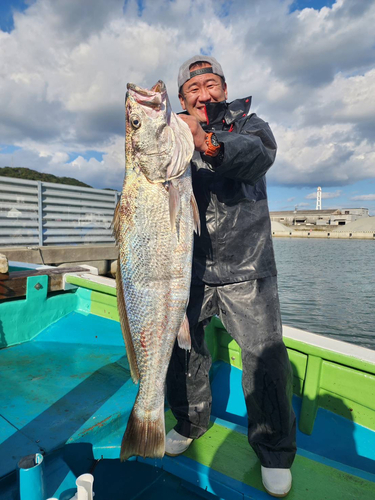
top-left (166, 276), bottom-right (297, 469)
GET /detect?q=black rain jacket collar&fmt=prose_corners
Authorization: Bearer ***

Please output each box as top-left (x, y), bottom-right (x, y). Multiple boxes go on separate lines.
top-left (178, 96), bottom-right (252, 129)
top-left (204, 96), bottom-right (252, 128)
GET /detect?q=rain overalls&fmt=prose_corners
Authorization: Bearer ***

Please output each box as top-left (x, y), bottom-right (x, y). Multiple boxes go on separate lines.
top-left (166, 97), bottom-right (296, 468)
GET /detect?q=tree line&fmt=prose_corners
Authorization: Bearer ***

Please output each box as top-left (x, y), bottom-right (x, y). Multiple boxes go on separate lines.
top-left (0, 167), bottom-right (92, 188)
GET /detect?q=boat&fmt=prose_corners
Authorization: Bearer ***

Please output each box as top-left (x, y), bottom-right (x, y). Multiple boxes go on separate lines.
top-left (0, 262), bottom-right (374, 499)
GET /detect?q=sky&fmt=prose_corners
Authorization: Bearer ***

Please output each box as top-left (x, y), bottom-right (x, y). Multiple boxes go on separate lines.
top-left (0, 0), bottom-right (375, 213)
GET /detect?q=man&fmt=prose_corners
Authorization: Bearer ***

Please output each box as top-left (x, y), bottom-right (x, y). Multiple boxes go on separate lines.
top-left (165, 55), bottom-right (296, 498)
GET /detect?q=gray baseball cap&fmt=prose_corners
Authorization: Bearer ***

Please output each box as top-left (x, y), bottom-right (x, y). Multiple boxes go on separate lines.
top-left (178, 55), bottom-right (225, 92)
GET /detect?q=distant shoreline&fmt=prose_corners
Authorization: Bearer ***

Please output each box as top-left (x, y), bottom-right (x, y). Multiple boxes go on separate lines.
top-left (272, 230), bottom-right (375, 240)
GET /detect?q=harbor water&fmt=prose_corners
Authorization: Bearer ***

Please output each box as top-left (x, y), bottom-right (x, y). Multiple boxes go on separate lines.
top-left (273, 238), bottom-right (375, 350)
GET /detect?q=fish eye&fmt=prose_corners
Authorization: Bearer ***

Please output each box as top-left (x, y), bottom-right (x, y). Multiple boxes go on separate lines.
top-left (131, 116), bottom-right (141, 129)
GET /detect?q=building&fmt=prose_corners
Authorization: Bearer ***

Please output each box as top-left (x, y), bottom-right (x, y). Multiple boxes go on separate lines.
top-left (270, 208), bottom-right (369, 227)
top-left (333, 216), bottom-right (375, 233)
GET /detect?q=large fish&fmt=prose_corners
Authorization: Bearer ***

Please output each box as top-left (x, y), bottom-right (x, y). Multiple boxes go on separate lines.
top-left (113, 81), bottom-right (199, 461)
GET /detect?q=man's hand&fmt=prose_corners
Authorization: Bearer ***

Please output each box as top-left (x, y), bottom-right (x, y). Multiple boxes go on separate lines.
top-left (178, 115), bottom-right (208, 153)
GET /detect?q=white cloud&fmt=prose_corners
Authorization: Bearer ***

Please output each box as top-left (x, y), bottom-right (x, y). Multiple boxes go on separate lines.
top-left (269, 122), bottom-right (375, 187)
top-left (305, 190), bottom-right (342, 199)
top-left (49, 152), bottom-right (70, 164)
top-left (0, 0), bottom-right (375, 192)
top-left (0, 136), bottom-right (125, 189)
top-left (350, 194), bottom-right (375, 201)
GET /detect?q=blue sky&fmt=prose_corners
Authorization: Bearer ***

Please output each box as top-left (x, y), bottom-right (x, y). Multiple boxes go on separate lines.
top-left (289, 0), bottom-right (336, 12)
top-left (0, 0), bottom-right (28, 32)
top-left (268, 179), bottom-right (375, 212)
top-left (1, 0), bottom-right (375, 213)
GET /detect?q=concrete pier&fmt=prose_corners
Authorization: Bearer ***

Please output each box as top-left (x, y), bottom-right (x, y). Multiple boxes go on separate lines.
top-left (0, 244), bottom-right (118, 275)
top-left (272, 230), bottom-right (375, 239)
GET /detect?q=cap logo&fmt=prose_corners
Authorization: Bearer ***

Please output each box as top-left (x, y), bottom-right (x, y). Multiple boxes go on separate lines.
top-left (189, 67), bottom-right (213, 79)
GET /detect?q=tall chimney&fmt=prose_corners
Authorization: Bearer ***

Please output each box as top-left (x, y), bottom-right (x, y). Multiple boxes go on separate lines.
top-left (316, 186), bottom-right (322, 210)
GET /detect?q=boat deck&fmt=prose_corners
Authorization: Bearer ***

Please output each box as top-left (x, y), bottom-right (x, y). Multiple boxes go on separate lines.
top-left (1, 311), bottom-right (375, 499)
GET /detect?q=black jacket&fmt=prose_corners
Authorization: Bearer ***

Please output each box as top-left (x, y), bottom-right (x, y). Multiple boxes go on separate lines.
top-left (189, 96), bottom-right (278, 285)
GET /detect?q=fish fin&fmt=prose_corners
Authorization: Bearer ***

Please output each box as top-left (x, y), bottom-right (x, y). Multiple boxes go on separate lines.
top-left (120, 405), bottom-right (165, 461)
top-left (177, 314), bottom-right (191, 351)
top-left (112, 200), bottom-right (121, 244)
top-left (169, 181), bottom-right (180, 233)
top-left (166, 114), bottom-right (194, 180)
top-left (190, 193), bottom-right (201, 236)
top-left (116, 260), bottom-right (140, 384)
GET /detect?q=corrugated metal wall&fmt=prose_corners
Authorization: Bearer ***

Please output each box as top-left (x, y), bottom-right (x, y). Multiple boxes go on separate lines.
top-left (0, 176), bottom-right (120, 246)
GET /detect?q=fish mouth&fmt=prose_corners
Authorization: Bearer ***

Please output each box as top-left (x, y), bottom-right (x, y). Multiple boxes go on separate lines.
top-left (127, 81), bottom-right (166, 95)
top-left (127, 81), bottom-right (167, 109)
top-left (151, 81), bottom-right (166, 93)
top-left (127, 80), bottom-right (167, 108)
top-left (127, 80), bottom-right (170, 117)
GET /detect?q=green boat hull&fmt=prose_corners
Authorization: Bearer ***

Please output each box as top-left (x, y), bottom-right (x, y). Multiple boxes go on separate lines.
top-left (0, 268), bottom-right (374, 499)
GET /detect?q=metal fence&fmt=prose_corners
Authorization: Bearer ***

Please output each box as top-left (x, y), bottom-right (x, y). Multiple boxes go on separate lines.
top-left (0, 176), bottom-right (120, 246)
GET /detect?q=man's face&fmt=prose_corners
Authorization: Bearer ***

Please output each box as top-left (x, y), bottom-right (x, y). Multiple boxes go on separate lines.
top-left (179, 63), bottom-right (228, 123)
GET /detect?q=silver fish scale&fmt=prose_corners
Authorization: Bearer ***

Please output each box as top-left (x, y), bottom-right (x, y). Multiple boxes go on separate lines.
top-left (119, 166), bottom-right (194, 421)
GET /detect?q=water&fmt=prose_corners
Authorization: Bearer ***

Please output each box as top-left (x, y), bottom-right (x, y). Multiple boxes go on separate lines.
top-left (273, 238), bottom-right (375, 350)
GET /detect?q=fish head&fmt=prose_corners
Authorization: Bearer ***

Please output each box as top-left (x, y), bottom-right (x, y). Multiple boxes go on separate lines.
top-left (126, 81), bottom-right (194, 183)
top-left (126, 81), bottom-right (173, 183)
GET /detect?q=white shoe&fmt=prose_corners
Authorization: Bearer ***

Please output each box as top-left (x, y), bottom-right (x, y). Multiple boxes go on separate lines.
top-left (261, 466), bottom-right (292, 498)
top-left (165, 429), bottom-right (193, 456)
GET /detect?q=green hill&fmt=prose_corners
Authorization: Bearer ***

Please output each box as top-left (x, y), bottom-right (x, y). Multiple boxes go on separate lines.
top-left (0, 167), bottom-right (92, 188)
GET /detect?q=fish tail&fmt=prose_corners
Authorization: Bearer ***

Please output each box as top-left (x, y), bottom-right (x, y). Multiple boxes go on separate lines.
top-left (120, 405), bottom-right (165, 461)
